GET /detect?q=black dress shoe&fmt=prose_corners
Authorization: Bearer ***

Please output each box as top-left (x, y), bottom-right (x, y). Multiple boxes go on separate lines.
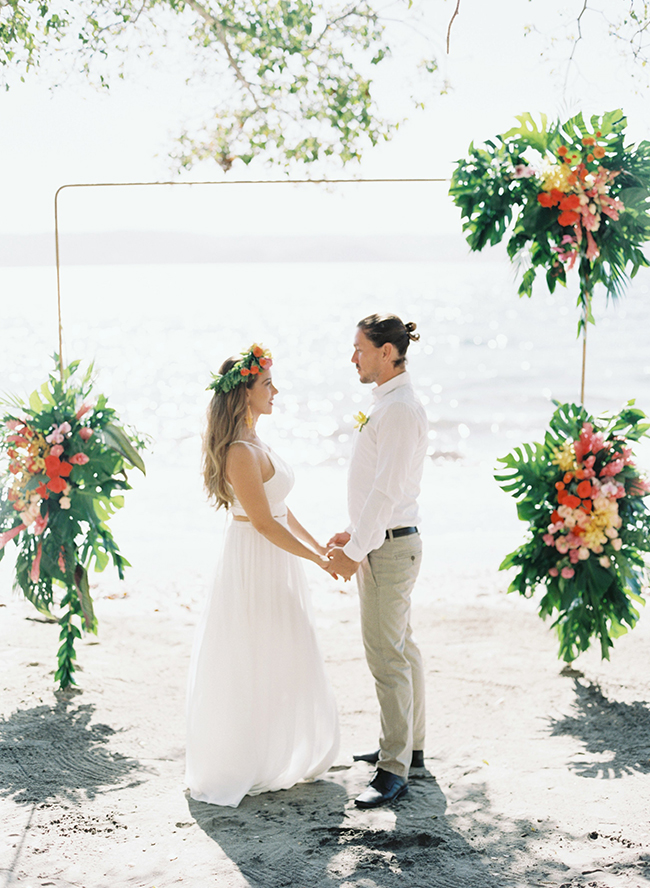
top-left (354, 768), bottom-right (408, 809)
top-left (353, 749), bottom-right (425, 768)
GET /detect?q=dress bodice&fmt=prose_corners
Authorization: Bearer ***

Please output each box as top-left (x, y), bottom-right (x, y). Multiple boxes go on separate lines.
top-left (230, 443), bottom-right (294, 520)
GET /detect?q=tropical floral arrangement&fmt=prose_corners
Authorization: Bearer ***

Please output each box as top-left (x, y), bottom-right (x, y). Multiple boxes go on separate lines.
top-left (496, 402), bottom-right (650, 662)
top-left (449, 110), bottom-right (650, 330)
top-left (0, 360), bottom-right (146, 689)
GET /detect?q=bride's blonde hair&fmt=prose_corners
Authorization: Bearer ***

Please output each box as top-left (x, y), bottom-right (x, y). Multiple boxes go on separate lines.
top-left (202, 356), bottom-right (256, 509)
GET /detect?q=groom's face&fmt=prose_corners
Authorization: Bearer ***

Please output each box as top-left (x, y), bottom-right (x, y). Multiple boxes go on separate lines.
top-left (352, 328), bottom-right (383, 385)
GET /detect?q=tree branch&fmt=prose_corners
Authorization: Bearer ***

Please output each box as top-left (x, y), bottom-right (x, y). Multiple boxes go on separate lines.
top-left (446, 0), bottom-right (461, 54)
top-left (183, 0), bottom-right (264, 111)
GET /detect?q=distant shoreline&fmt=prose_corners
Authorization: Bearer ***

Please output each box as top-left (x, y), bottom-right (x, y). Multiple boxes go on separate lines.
top-left (0, 232), bottom-right (505, 267)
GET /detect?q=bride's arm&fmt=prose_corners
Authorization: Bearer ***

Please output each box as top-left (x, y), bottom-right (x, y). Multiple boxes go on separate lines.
top-left (286, 508), bottom-right (326, 556)
top-left (227, 446), bottom-right (328, 567)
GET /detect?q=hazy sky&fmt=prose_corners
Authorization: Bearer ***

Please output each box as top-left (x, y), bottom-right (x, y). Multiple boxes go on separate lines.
top-left (1, 0), bottom-right (648, 239)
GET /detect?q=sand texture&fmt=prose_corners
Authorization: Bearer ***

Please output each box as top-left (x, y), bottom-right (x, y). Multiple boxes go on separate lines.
top-left (2, 577), bottom-right (650, 888)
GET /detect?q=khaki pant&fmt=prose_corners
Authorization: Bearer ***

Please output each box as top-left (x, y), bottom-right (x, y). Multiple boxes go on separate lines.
top-left (358, 532), bottom-right (425, 780)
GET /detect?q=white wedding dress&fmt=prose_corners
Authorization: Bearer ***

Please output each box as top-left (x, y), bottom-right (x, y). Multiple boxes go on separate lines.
top-left (185, 444), bottom-right (339, 807)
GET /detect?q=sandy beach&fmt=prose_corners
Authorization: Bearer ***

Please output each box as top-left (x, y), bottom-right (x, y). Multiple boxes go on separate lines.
top-left (2, 520), bottom-right (650, 888)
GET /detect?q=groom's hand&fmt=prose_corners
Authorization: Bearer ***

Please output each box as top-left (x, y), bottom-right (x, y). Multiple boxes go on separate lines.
top-left (327, 531), bottom-right (351, 549)
top-left (326, 547), bottom-right (359, 581)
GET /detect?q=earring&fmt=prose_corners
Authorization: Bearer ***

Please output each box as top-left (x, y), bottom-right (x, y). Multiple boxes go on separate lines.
top-left (245, 405), bottom-right (254, 429)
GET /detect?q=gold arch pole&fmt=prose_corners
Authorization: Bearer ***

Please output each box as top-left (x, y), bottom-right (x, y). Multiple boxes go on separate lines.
top-left (54, 177), bottom-right (447, 381)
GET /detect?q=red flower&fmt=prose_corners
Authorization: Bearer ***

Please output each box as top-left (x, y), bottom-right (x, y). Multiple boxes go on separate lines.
top-left (559, 194), bottom-right (580, 211)
top-left (69, 453), bottom-right (89, 465)
top-left (47, 476), bottom-right (68, 494)
top-left (250, 365), bottom-right (260, 375)
top-left (580, 499), bottom-right (593, 514)
top-left (551, 510), bottom-right (562, 524)
top-left (563, 472), bottom-right (573, 484)
top-left (240, 367), bottom-right (250, 376)
top-left (577, 480), bottom-right (592, 499)
top-left (252, 346), bottom-right (264, 358)
top-left (538, 192), bottom-right (555, 208)
top-left (564, 494), bottom-right (581, 510)
top-left (36, 482), bottom-right (50, 500)
top-left (44, 455), bottom-right (72, 478)
top-left (555, 481), bottom-right (565, 491)
top-left (558, 210), bottom-right (580, 227)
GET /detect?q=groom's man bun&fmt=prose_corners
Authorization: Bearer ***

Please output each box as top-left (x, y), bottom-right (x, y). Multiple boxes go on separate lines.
top-left (357, 313), bottom-right (420, 368)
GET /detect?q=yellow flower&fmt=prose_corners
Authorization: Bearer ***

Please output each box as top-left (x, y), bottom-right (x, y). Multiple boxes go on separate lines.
top-left (540, 161), bottom-right (572, 193)
top-left (551, 440), bottom-right (576, 472)
top-left (353, 411), bottom-right (370, 432)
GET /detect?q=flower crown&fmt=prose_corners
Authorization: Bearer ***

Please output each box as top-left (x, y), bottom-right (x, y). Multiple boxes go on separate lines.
top-left (207, 344), bottom-right (273, 394)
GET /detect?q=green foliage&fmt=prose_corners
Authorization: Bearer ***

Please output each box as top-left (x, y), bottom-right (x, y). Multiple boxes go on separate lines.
top-left (496, 402), bottom-right (650, 662)
top-left (0, 0), bottom-right (435, 169)
top-left (0, 358), bottom-right (146, 689)
top-left (449, 110), bottom-right (650, 329)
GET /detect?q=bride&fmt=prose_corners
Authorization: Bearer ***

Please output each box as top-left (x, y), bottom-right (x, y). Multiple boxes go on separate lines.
top-left (185, 344), bottom-right (339, 807)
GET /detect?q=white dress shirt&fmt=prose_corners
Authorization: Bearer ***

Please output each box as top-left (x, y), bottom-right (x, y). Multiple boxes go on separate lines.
top-left (343, 371), bottom-right (428, 562)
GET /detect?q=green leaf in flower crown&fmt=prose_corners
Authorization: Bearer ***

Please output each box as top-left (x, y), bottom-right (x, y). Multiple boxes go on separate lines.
top-left (501, 112), bottom-right (552, 152)
top-left (102, 422), bottom-right (146, 475)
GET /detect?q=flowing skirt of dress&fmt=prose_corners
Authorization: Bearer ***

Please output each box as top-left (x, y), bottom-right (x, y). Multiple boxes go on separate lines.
top-left (186, 520), bottom-right (339, 807)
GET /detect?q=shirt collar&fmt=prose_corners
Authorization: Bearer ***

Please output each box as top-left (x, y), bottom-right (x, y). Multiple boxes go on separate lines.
top-left (372, 370), bottom-right (410, 402)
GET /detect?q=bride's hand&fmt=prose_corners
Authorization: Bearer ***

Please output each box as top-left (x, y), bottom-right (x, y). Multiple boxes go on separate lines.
top-left (316, 554), bottom-right (338, 579)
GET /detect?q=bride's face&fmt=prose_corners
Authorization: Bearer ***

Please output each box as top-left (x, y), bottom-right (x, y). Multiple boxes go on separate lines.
top-left (246, 369), bottom-right (278, 417)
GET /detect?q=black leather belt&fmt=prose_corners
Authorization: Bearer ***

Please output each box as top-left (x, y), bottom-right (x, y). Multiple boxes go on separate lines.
top-left (385, 526), bottom-right (418, 540)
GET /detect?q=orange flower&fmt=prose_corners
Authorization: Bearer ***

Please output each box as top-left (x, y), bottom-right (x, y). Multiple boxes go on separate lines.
top-left (551, 510), bottom-right (562, 524)
top-left (250, 365), bottom-right (260, 374)
top-left (558, 145), bottom-right (568, 156)
top-left (564, 494), bottom-right (581, 510)
top-left (252, 346), bottom-right (264, 358)
top-left (555, 481), bottom-right (565, 491)
top-left (240, 367), bottom-right (250, 376)
top-left (582, 136), bottom-right (595, 147)
top-left (563, 472), bottom-right (573, 484)
top-left (593, 145), bottom-right (605, 159)
top-left (586, 153), bottom-right (594, 163)
top-left (580, 499), bottom-right (593, 514)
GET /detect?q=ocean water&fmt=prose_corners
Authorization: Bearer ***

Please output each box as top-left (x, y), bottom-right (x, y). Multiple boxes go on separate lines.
top-left (1, 259), bottom-right (649, 608)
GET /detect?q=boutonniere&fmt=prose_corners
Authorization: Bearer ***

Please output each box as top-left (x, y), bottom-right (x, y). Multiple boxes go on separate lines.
top-left (353, 411), bottom-right (370, 432)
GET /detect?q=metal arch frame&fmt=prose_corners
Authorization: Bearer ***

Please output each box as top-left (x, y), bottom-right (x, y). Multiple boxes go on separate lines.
top-left (54, 177), bottom-right (447, 380)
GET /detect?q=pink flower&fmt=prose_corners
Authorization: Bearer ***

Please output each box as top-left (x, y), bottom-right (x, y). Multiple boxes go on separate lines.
top-left (543, 533), bottom-right (555, 546)
top-left (59, 496), bottom-right (71, 510)
top-left (556, 537), bottom-right (570, 554)
top-left (600, 459), bottom-right (624, 478)
top-left (79, 427), bottom-right (93, 442)
top-left (76, 402), bottom-right (94, 420)
top-left (578, 547), bottom-right (590, 561)
top-left (569, 549), bottom-right (580, 564)
top-left (6, 420), bottom-right (22, 431)
top-left (46, 421), bottom-right (72, 445)
top-left (561, 566), bottom-right (575, 579)
top-left (599, 555), bottom-right (611, 569)
top-left (69, 452), bottom-right (89, 466)
top-left (513, 164), bottom-right (536, 178)
top-left (50, 444), bottom-right (64, 457)
top-left (611, 538), bottom-right (622, 551)
top-left (33, 512), bottom-right (48, 535)
top-left (548, 567), bottom-right (559, 577)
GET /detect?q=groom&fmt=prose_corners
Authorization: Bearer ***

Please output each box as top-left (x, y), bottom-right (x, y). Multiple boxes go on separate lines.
top-left (327, 313), bottom-right (428, 809)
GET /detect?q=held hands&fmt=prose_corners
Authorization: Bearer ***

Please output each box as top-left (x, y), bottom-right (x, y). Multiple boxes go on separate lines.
top-left (326, 546), bottom-right (360, 582)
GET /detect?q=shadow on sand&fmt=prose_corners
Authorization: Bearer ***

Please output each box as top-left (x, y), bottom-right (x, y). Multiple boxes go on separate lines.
top-left (0, 693), bottom-right (144, 805)
top-left (550, 679), bottom-right (650, 778)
